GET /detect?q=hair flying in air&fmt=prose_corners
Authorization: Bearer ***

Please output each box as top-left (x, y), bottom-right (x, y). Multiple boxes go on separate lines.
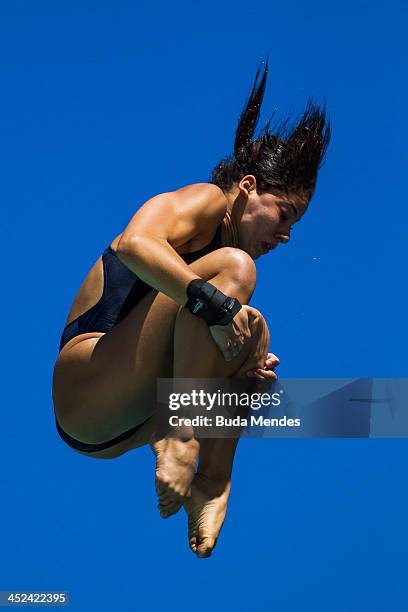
top-left (211, 59), bottom-right (331, 201)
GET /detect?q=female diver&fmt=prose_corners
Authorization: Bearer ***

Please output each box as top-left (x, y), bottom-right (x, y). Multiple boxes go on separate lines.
top-left (52, 60), bottom-right (330, 558)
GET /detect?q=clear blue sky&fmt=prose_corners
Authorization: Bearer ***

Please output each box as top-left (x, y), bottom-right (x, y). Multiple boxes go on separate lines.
top-left (1, 1), bottom-right (407, 610)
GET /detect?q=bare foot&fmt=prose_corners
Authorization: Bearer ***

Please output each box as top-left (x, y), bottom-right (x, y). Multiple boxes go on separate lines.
top-left (151, 435), bottom-right (200, 518)
top-left (183, 473), bottom-right (231, 558)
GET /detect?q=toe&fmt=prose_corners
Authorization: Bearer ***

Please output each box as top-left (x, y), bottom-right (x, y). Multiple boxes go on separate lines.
top-left (189, 536), bottom-right (197, 552)
top-left (158, 488), bottom-right (182, 506)
top-left (187, 514), bottom-right (198, 551)
top-left (160, 502), bottom-right (183, 518)
top-left (196, 537), bottom-right (216, 558)
top-left (158, 498), bottom-right (173, 512)
top-left (157, 486), bottom-right (173, 502)
top-left (158, 492), bottom-right (184, 517)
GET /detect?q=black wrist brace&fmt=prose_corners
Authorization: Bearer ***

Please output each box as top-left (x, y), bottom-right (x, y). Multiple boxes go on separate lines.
top-left (185, 279), bottom-right (242, 326)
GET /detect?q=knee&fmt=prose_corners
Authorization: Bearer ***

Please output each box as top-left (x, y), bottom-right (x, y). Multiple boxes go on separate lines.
top-left (219, 247), bottom-right (257, 296)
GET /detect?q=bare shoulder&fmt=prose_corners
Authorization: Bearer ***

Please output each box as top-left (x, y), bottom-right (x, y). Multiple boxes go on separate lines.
top-left (172, 182), bottom-right (227, 223)
top-left (115, 182), bottom-right (228, 251)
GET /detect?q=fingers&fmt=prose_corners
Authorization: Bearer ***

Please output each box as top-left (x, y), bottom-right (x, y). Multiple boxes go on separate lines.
top-left (210, 314), bottom-right (252, 362)
top-left (247, 368), bottom-right (277, 380)
top-left (223, 337), bottom-right (245, 362)
top-left (246, 352), bottom-right (280, 379)
top-left (219, 335), bottom-right (245, 362)
top-left (266, 352), bottom-right (280, 367)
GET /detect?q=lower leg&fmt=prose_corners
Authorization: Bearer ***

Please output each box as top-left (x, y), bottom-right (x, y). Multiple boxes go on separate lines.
top-left (153, 263), bottom-right (257, 517)
top-left (183, 315), bottom-right (270, 557)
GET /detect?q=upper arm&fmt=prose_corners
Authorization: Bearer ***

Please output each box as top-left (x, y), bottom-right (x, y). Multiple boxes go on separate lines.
top-left (117, 183), bottom-right (227, 250)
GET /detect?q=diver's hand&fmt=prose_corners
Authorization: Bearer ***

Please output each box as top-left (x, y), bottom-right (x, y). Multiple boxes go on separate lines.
top-left (246, 352), bottom-right (280, 380)
top-left (231, 308), bottom-right (271, 378)
top-left (209, 305), bottom-right (258, 362)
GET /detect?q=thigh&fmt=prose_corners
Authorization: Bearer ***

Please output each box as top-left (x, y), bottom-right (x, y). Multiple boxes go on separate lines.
top-left (53, 287), bottom-right (180, 444)
top-left (52, 247), bottom-right (244, 446)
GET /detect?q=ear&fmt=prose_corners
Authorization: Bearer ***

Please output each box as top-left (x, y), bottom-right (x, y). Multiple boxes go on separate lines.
top-left (239, 175), bottom-right (257, 195)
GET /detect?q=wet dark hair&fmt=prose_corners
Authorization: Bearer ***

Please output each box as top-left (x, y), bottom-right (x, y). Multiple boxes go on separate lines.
top-left (211, 59), bottom-right (331, 201)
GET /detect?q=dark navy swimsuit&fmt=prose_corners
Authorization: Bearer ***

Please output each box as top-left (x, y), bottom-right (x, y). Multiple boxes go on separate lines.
top-left (55, 225), bottom-right (223, 453)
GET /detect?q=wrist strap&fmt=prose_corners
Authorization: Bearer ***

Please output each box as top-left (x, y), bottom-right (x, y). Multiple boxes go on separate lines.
top-left (184, 279), bottom-right (242, 326)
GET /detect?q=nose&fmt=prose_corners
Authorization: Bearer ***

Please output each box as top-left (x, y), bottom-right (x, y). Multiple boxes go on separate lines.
top-left (275, 233), bottom-right (290, 244)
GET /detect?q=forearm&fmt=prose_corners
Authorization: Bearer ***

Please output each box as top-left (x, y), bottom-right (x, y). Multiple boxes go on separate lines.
top-left (116, 235), bottom-right (199, 305)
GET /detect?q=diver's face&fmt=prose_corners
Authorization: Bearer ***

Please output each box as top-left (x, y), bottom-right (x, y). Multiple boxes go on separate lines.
top-left (239, 188), bottom-right (308, 260)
